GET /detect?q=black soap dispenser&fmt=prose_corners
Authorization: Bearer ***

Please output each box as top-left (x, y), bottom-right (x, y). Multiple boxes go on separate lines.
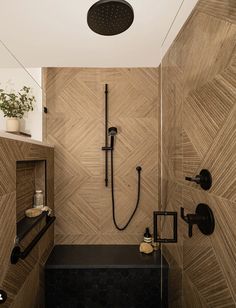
top-left (144, 227), bottom-right (152, 243)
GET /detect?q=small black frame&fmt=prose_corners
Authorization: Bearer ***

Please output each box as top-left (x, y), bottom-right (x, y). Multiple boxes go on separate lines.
top-left (153, 211), bottom-right (178, 243)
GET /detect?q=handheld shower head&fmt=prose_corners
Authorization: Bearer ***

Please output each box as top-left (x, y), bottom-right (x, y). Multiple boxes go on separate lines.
top-left (108, 127), bottom-right (117, 149)
top-left (102, 127), bottom-right (118, 151)
top-left (108, 127), bottom-right (118, 136)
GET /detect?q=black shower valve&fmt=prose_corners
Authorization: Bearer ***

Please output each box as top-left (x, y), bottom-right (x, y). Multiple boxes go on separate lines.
top-left (181, 207), bottom-right (199, 237)
top-left (180, 204), bottom-right (215, 238)
top-left (185, 169), bottom-right (212, 190)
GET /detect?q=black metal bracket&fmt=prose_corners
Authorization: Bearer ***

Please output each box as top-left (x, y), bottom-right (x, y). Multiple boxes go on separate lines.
top-left (16, 211), bottom-right (49, 244)
top-left (10, 216), bottom-right (55, 264)
top-left (181, 204), bottom-right (215, 238)
top-left (102, 146), bottom-right (113, 151)
top-left (153, 211), bottom-right (178, 243)
top-left (185, 169), bottom-right (212, 190)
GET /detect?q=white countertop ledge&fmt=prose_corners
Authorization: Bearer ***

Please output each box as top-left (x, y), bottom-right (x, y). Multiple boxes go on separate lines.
top-left (0, 131), bottom-right (54, 148)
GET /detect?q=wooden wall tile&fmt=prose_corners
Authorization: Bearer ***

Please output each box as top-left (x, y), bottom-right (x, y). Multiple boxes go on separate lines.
top-left (0, 137), bottom-right (54, 307)
top-left (182, 273), bottom-right (209, 308)
top-left (196, 0), bottom-right (236, 24)
top-left (45, 68), bottom-right (159, 245)
top-left (161, 0), bottom-right (236, 306)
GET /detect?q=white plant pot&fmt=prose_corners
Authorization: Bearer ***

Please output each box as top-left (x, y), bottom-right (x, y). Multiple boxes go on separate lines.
top-left (6, 117), bottom-right (20, 132)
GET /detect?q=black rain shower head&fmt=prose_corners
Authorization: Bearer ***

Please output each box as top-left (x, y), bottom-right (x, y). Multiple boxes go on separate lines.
top-left (87, 0), bottom-right (134, 36)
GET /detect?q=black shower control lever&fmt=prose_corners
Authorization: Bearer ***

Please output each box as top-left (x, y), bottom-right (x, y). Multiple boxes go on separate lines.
top-left (185, 169), bottom-right (212, 190)
top-left (180, 204), bottom-right (215, 238)
top-left (181, 207), bottom-right (199, 237)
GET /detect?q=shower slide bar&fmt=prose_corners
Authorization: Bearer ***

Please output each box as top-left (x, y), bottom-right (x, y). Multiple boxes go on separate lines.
top-left (10, 215), bottom-right (56, 264)
top-left (104, 84), bottom-right (109, 186)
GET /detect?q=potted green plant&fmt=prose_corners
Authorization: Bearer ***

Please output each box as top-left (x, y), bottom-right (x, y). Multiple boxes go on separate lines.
top-left (0, 86), bottom-right (35, 132)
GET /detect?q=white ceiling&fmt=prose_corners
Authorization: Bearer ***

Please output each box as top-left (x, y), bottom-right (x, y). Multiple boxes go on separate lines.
top-left (0, 0), bottom-right (198, 68)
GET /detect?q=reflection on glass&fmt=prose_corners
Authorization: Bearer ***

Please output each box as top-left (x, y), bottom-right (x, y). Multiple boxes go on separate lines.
top-left (0, 40), bottom-right (43, 141)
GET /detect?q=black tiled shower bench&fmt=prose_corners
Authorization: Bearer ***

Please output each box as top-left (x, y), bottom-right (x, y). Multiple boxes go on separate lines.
top-left (45, 245), bottom-right (168, 308)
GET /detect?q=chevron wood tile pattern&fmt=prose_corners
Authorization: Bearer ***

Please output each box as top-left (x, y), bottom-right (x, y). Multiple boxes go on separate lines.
top-left (202, 107), bottom-right (236, 202)
top-left (11, 265), bottom-right (40, 308)
top-left (184, 72), bottom-right (235, 159)
top-left (182, 273), bottom-right (209, 308)
top-left (183, 131), bottom-right (201, 177)
top-left (45, 67), bottom-right (159, 245)
top-left (0, 137), bottom-right (54, 307)
top-left (181, 186), bottom-right (236, 304)
top-left (0, 193), bottom-right (16, 286)
top-left (184, 243), bottom-right (235, 307)
top-left (174, 12), bottom-right (236, 99)
top-left (161, 0), bottom-right (236, 306)
top-left (196, 0), bottom-right (236, 24)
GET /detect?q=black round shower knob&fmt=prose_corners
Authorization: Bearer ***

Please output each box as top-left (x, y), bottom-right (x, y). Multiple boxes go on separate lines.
top-left (181, 203), bottom-right (215, 237)
top-left (185, 169), bottom-right (212, 191)
top-left (196, 203), bottom-right (215, 235)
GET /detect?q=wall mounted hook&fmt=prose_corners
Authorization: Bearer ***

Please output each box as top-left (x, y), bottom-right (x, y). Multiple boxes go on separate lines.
top-left (185, 169), bottom-right (212, 190)
top-left (181, 204), bottom-right (215, 238)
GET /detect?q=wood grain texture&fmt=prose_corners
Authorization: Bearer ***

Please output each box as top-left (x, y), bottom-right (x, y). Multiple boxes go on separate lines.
top-left (182, 272), bottom-right (209, 308)
top-left (45, 67), bottom-right (159, 244)
top-left (196, 0), bottom-right (236, 24)
top-left (16, 161), bottom-right (38, 222)
top-left (0, 137), bottom-right (54, 307)
top-left (161, 0), bottom-right (236, 306)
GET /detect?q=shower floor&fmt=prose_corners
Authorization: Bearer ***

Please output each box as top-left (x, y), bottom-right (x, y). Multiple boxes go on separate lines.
top-left (45, 245), bottom-right (168, 308)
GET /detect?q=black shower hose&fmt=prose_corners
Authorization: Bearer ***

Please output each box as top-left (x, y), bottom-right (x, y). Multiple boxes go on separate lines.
top-left (110, 149), bottom-right (142, 231)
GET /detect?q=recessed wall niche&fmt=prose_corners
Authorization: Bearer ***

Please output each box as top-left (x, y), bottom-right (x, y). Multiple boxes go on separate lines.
top-left (16, 160), bottom-right (46, 222)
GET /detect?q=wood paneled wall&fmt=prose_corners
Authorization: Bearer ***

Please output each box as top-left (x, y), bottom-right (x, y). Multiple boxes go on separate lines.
top-left (16, 161), bottom-right (36, 222)
top-left (161, 0), bottom-right (236, 307)
top-left (45, 68), bottom-right (159, 244)
top-left (0, 137), bottom-right (54, 307)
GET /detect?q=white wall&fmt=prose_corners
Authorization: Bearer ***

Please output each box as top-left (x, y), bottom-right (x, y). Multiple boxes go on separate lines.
top-left (0, 0), bottom-right (197, 67)
top-left (161, 0), bottom-right (199, 57)
top-left (0, 68), bottom-right (43, 141)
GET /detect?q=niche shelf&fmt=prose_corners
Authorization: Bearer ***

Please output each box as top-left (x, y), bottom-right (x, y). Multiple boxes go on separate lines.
top-left (16, 160), bottom-right (47, 223)
top-left (9, 131), bottom-right (32, 138)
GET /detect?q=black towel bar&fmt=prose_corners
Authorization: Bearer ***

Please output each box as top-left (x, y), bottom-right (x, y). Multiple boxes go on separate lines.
top-left (11, 216), bottom-right (55, 264)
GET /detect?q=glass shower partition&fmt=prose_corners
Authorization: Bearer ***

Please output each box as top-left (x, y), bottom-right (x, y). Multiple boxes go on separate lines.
top-left (159, 44), bottom-right (184, 307)
top-left (0, 39), bottom-right (49, 307)
top-left (0, 40), bottom-right (45, 141)
top-left (159, 2), bottom-right (190, 306)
